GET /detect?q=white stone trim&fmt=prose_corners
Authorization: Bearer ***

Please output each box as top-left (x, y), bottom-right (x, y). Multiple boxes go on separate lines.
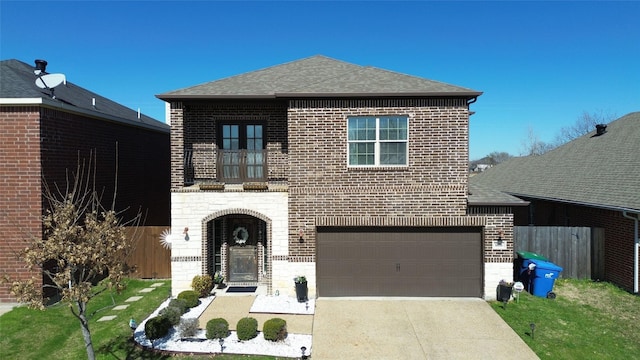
top-left (170, 191), bottom-right (288, 297)
top-left (272, 261), bottom-right (316, 298)
top-left (484, 262), bottom-right (514, 301)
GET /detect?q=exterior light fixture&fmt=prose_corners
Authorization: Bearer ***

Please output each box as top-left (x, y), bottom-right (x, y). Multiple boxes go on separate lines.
top-left (219, 338), bottom-right (224, 352)
top-left (530, 323), bottom-right (536, 340)
top-left (183, 227), bottom-right (189, 241)
top-left (298, 228), bottom-right (304, 243)
top-left (497, 230), bottom-right (504, 246)
top-left (301, 346), bottom-right (307, 359)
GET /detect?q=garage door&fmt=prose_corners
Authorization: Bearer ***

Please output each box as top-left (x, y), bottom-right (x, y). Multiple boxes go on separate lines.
top-left (316, 227), bottom-right (482, 297)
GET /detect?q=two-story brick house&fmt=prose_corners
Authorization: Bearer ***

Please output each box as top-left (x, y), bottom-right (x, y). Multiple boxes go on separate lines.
top-left (157, 55), bottom-right (523, 300)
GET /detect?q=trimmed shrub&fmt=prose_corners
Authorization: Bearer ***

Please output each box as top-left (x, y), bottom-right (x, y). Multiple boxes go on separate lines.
top-left (206, 318), bottom-right (230, 339)
top-left (145, 316), bottom-right (172, 341)
top-left (178, 318), bottom-right (200, 338)
top-left (168, 298), bottom-right (188, 314)
top-left (191, 274), bottom-right (214, 298)
top-left (263, 318), bottom-right (287, 342)
top-left (177, 290), bottom-right (200, 308)
top-left (236, 317), bottom-right (258, 341)
top-left (159, 305), bottom-right (182, 326)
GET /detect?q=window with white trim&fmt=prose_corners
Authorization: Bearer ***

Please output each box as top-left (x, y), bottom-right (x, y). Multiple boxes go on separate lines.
top-left (347, 115), bottom-right (408, 166)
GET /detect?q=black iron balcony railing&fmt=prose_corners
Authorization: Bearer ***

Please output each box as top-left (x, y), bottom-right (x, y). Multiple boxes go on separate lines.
top-left (183, 149), bottom-right (268, 185)
top-left (217, 149), bottom-right (267, 183)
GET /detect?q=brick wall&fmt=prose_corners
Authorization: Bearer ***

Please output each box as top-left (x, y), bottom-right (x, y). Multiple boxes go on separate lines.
top-left (519, 200), bottom-right (637, 291)
top-left (0, 107), bottom-right (43, 302)
top-left (170, 102), bottom-right (185, 189)
top-left (39, 107), bottom-right (170, 225)
top-left (172, 101), bottom-right (289, 189)
top-left (0, 105), bottom-right (170, 302)
top-left (287, 98), bottom-right (471, 257)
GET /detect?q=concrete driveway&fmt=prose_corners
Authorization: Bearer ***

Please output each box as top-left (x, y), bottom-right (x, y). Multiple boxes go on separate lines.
top-left (312, 298), bottom-right (539, 360)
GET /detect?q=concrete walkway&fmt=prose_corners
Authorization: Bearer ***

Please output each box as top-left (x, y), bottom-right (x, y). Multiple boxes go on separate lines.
top-left (312, 298), bottom-right (539, 360)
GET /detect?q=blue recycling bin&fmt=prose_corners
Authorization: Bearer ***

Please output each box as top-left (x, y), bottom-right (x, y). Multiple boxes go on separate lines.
top-left (530, 260), bottom-right (563, 298)
top-left (516, 251), bottom-right (549, 292)
top-left (516, 251), bottom-right (549, 277)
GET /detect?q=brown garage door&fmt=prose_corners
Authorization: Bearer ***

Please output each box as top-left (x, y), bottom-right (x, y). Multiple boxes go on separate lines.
top-left (316, 227), bottom-right (482, 297)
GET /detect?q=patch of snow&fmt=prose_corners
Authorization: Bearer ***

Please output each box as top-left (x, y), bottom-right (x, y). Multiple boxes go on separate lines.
top-left (133, 295), bottom-right (313, 358)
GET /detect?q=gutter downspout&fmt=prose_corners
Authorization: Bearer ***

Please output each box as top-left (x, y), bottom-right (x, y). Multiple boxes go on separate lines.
top-left (623, 211), bottom-right (639, 294)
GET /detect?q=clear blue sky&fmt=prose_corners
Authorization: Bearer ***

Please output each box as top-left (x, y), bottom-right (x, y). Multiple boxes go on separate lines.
top-left (2, 1), bottom-right (638, 160)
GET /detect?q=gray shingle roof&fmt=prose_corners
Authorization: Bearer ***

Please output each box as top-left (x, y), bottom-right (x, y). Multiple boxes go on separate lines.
top-left (470, 112), bottom-right (640, 212)
top-left (157, 55), bottom-right (482, 99)
top-left (1, 59), bottom-right (169, 132)
top-left (468, 183), bottom-right (530, 206)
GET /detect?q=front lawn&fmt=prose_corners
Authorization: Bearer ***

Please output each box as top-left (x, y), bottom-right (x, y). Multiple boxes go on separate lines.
top-left (0, 279), bottom-right (281, 359)
top-left (491, 278), bottom-right (640, 359)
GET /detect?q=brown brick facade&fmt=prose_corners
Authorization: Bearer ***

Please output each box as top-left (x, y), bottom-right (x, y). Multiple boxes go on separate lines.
top-left (39, 107), bottom-right (170, 225)
top-left (287, 99), bottom-right (474, 256)
top-left (0, 107), bottom-right (43, 302)
top-left (0, 105), bottom-right (170, 302)
top-left (171, 101), bottom-right (289, 189)
top-left (170, 97), bottom-right (516, 295)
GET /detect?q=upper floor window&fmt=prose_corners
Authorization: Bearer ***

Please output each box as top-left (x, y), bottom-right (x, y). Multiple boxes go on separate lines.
top-left (347, 115), bottom-right (408, 166)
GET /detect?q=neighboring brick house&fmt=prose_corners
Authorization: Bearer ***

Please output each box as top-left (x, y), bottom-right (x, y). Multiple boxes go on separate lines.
top-left (0, 59), bottom-right (171, 303)
top-left (157, 55), bottom-right (525, 300)
top-left (471, 112), bottom-right (640, 294)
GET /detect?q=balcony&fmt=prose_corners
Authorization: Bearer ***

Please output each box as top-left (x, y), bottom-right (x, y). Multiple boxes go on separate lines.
top-left (184, 149), bottom-right (268, 185)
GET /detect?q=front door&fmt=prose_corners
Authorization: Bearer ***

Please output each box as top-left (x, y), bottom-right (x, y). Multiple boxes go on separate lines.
top-left (228, 218), bottom-right (259, 282)
top-left (219, 123), bottom-right (265, 183)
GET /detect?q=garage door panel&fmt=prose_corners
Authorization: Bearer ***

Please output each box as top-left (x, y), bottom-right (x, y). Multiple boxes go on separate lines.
top-left (317, 227), bottom-right (482, 297)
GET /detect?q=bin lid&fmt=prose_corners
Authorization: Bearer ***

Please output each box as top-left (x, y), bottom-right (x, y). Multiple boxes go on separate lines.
top-left (517, 251), bottom-right (549, 261)
top-left (531, 259), bottom-right (563, 272)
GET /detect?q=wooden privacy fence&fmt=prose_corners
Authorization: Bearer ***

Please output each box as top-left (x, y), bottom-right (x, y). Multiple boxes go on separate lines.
top-left (125, 226), bottom-right (171, 279)
top-left (514, 226), bottom-right (605, 280)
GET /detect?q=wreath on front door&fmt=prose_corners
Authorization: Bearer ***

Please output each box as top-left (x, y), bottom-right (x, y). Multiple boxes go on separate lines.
top-left (233, 226), bottom-right (249, 245)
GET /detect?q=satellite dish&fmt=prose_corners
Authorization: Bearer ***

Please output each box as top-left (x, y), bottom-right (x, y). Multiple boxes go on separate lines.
top-left (35, 73), bottom-right (66, 89)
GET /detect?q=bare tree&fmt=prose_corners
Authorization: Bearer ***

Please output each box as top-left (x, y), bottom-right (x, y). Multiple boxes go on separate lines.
top-left (486, 151), bottom-right (512, 165)
top-left (520, 126), bottom-right (555, 156)
top-left (5, 153), bottom-right (142, 360)
top-left (554, 110), bottom-right (617, 145)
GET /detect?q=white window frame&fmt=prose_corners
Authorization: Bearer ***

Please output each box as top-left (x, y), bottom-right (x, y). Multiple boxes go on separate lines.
top-left (347, 115), bottom-right (409, 167)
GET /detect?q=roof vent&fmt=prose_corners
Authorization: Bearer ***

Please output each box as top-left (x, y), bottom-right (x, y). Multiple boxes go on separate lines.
top-left (595, 124), bottom-right (607, 136)
top-left (34, 59), bottom-right (48, 74)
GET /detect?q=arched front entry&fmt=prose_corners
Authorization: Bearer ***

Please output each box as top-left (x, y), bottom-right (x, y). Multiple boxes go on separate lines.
top-left (202, 210), bottom-right (270, 286)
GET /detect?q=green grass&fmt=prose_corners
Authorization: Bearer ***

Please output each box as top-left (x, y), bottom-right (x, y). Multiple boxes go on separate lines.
top-left (491, 278), bottom-right (640, 359)
top-left (0, 279), bottom-right (284, 359)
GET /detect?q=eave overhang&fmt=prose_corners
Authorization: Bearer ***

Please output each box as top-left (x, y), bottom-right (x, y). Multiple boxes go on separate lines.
top-left (156, 92), bottom-right (483, 101)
